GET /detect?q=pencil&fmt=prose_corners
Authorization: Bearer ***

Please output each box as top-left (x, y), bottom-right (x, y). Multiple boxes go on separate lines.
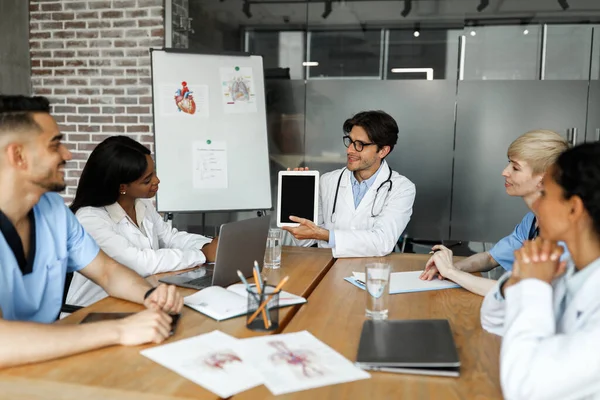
top-left (237, 270), bottom-right (251, 288)
top-left (252, 268), bottom-right (270, 329)
top-left (247, 276), bottom-right (289, 325)
top-left (253, 261), bottom-right (263, 291)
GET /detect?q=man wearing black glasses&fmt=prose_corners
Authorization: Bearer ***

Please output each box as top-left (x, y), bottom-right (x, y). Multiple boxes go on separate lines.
top-left (283, 110), bottom-right (416, 257)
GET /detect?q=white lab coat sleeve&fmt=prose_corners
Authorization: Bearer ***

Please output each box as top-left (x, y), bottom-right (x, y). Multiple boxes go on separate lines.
top-left (77, 208), bottom-right (206, 276)
top-left (146, 203), bottom-right (212, 251)
top-left (480, 271), bottom-right (512, 336)
top-left (331, 179), bottom-right (415, 258)
top-left (500, 279), bottom-right (600, 400)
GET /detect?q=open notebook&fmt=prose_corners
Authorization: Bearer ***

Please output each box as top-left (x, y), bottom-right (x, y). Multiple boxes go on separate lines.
top-left (345, 271), bottom-right (460, 294)
top-left (184, 284), bottom-right (306, 321)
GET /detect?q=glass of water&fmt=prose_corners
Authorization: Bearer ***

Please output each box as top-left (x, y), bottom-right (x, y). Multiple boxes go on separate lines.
top-left (365, 263), bottom-right (391, 320)
top-left (264, 228), bottom-right (283, 269)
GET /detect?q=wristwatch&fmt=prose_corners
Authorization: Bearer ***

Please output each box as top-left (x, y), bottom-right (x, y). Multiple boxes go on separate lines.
top-left (144, 287), bottom-right (157, 300)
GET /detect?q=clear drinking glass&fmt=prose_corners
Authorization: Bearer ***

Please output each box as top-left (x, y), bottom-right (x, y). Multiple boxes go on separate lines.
top-left (365, 263), bottom-right (391, 320)
top-left (264, 228), bottom-right (283, 269)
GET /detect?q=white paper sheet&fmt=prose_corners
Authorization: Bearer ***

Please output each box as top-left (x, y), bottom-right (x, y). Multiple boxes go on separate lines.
top-left (235, 331), bottom-right (370, 395)
top-left (192, 140), bottom-right (227, 189)
top-left (227, 283), bottom-right (307, 307)
top-left (160, 83), bottom-right (209, 117)
top-left (220, 66), bottom-right (257, 114)
top-left (140, 330), bottom-right (263, 398)
top-left (184, 286), bottom-right (248, 321)
top-left (351, 270), bottom-right (460, 294)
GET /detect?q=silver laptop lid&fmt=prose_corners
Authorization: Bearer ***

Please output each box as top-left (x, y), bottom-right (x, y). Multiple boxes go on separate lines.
top-left (211, 215), bottom-right (271, 287)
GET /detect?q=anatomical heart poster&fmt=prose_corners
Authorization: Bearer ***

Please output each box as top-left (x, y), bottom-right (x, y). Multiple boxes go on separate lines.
top-left (161, 81), bottom-right (209, 118)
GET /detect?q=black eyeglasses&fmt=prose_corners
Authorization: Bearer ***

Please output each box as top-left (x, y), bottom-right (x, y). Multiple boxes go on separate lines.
top-left (343, 136), bottom-right (376, 152)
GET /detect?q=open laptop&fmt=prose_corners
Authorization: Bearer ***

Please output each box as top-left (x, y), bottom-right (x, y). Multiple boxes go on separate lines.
top-left (355, 319), bottom-right (461, 377)
top-left (159, 215), bottom-right (271, 290)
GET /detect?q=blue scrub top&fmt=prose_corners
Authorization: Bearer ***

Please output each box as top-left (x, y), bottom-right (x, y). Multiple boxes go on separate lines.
top-left (489, 211), bottom-right (570, 271)
top-left (0, 193), bottom-right (99, 323)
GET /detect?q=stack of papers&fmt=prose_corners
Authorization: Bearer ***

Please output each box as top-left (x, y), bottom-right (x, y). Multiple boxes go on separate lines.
top-left (345, 270), bottom-right (460, 294)
top-left (141, 330), bottom-right (370, 397)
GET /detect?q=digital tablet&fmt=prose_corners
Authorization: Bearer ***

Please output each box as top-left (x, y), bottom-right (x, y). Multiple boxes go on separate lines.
top-left (277, 170), bottom-right (320, 227)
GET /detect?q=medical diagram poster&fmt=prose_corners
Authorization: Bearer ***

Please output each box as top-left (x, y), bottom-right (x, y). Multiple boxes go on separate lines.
top-left (220, 66), bottom-right (257, 114)
top-left (159, 81), bottom-right (209, 118)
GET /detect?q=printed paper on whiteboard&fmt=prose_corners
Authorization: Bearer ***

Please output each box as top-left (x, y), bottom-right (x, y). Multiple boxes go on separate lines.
top-left (160, 82), bottom-right (209, 118)
top-left (193, 140), bottom-right (228, 189)
top-left (220, 66), bottom-right (257, 114)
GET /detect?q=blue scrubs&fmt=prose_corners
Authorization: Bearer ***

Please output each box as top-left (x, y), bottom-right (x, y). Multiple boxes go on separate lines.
top-left (489, 211), bottom-right (569, 271)
top-left (0, 193), bottom-right (99, 323)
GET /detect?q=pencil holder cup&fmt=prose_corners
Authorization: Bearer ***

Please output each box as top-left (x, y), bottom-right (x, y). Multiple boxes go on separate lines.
top-left (246, 284), bottom-right (280, 332)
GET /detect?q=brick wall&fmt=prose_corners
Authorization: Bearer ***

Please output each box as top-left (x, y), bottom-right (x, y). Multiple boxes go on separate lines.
top-left (29, 0), bottom-right (165, 203)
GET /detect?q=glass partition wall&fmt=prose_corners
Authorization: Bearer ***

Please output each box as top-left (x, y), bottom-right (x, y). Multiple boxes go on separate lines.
top-left (170, 0), bottom-right (600, 246)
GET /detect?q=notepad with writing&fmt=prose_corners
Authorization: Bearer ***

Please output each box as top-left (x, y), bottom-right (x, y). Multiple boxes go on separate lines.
top-left (355, 319), bottom-right (461, 377)
top-left (344, 270), bottom-right (460, 294)
top-left (184, 283), bottom-right (306, 321)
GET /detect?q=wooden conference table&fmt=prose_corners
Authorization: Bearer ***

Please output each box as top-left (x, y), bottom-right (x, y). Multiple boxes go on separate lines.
top-left (0, 248), bottom-right (502, 400)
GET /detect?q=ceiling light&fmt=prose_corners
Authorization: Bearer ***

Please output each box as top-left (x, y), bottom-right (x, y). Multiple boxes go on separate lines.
top-left (558, 0), bottom-right (569, 10)
top-left (523, 29), bottom-right (529, 35)
top-left (242, 0), bottom-right (252, 18)
top-left (390, 68), bottom-right (434, 80)
top-left (302, 61), bottom-right (319, 67)
top-left (413, 23), bottom-right (420, 37)
top-left (401, 0), bottom-right (412, 18)
top-left (470, 30), bottom-right (476, 36)
top-left (322, 0), bottom-right (332, 19)
top-left (477, 0), bottom-right (489, 12)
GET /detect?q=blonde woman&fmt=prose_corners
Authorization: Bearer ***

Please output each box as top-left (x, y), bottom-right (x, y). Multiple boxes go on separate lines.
top-left (420, 130), bottom-right (569, 296)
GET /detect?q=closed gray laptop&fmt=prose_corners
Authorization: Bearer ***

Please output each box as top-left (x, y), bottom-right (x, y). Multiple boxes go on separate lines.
top-left (355, 319), bottom-right (460, 377)
top-left (158, 215), bottom-right (271, 290)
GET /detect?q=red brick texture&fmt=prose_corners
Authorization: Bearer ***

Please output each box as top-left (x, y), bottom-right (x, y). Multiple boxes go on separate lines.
top-left (29, 0), bottom-right (165, 203)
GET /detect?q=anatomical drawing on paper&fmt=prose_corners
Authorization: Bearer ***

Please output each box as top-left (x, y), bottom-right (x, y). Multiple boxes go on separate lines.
top-left (203, 350), bottom-right (243, 370)
top-left (174, 81), bottom-right (196, 114)
top-left (220, 66), bottom-right (257, 113)
top-left (160, 82), bottom-right (209, 118)
top-left (268, 341), bottom-right (326, 379)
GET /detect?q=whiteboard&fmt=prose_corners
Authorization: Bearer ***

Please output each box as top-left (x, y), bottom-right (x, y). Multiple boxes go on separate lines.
top-left (150, 49), bottom-right (272, 212)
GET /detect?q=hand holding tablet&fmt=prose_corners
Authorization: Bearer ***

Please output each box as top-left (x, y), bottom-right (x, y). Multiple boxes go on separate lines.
top-left (277, 170), bottom-right (320, 228)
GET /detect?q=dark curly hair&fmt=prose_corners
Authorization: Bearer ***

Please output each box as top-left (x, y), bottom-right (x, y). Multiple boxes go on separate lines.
top-left (343, 110), bottom-right (399, 153)
top-left (553, 142), bottom-right (600, 236)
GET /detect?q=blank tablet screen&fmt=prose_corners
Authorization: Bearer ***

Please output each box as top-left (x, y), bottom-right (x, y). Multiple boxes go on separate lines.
top-left (279, 175), bottom-right (316, 223)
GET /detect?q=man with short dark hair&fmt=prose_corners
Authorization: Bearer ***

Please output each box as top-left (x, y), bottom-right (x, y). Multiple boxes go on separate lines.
top-left (0, 95), bottom-right (182, 368)
top-left (284, 110), bottom-right (416, 257)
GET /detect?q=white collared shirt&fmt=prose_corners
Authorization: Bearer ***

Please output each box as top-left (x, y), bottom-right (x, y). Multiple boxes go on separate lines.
top-left (481, 257), bottom-right (600, 400)
top-left (66, 199), bottom-right (211, 307)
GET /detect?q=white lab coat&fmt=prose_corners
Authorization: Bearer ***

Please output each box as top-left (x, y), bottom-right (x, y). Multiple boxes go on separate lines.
top-left (67, 199), bottom-right (211, 307)
top-left (480, 260), bottom-right (600, 400)
top-left (291, 160), bottom-right (416, 258)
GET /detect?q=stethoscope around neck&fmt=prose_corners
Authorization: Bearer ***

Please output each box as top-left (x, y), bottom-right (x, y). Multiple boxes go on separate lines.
top-left (331, 165), bottom-right (393, 223)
